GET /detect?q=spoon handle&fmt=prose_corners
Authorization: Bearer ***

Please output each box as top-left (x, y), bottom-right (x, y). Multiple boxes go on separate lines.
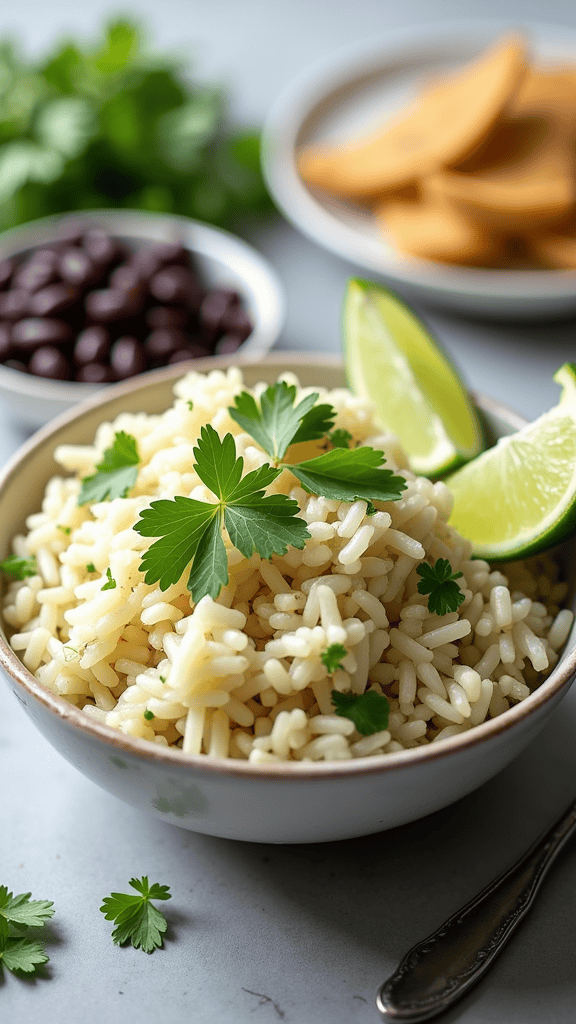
top-left (377, 799), bottom-right (576, 1022)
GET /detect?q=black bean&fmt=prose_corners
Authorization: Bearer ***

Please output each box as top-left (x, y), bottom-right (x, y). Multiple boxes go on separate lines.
top-left (134, 242), bottom-right (189, 278)
top-left (150, 266), bottom-right (202, 311)
top-left (29, 346), bottom-right (71, 380)
top-left (5, 358), bottom-right (28, 373)
top-left (214, 334), bottom-right (244, 355)
top-left (82, 229), bottom-right (122, 266)
top-left (220, 304), bottom-right (252, 342)
top-left (0, 290), bottom-right (31, 320)
top-left (73, 326), bottom-right (110, 366)
top-left (110, 336), bottom-right (146, 379)
top-left (12, 318), bottom-right (73, 350)
top-left (58, 247), bottom-right (96, 287)
top-left (168, 345), bottom-right (211, 364)
top-left (85, 288), bottom-right (142, 322)
top-left (75, 362), bottom-right (116, 383)
top-left (13, 250), bottom-right (59, 292)
top-left (144, 328), bottom-right (189, 361)
top-left (145, 305), bottom-right (189, 330)
top-left (199, 287), bottom-right (238, 339)
top-left (30, 283), bottom-right (79, 317)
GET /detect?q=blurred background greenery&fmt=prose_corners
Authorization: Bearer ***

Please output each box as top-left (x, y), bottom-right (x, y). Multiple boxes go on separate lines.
top-left (0, 16), bottom-right (275, 232)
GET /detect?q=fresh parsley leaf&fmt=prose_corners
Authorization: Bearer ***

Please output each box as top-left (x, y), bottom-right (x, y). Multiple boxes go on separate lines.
top-left (328, 428), bottom-right (353, 449)
top-left (289, 447), bottom-right (407, 504)
top-left (101, 568), bottom-right (117, 591)
top-left (332, 690), bottom-right (390, 736)
top-left (0, 554), bottom-right (37, 580)
top-left (228, 383), bottom-right (335, 461)
top-left (78, 431), bottom-right (139, 505)
top-left (0, 886), bottom-right (54, 977)
top-left (136, 497), bottom-right (219, 592)
top-left (100, 876), bottom-right (171, 954)
top-left (0, 886), bottom-right (54, 928)
top-left (0, 935), bottom-right (49, 974)
top-left (135, 428), bottom-right (309, 601)
top-left (321, 643), bottom-right (348, 673)
top-left (86, 562), bottom-right (96, 573)
top-left (416, 559), bottom-right (465, 616)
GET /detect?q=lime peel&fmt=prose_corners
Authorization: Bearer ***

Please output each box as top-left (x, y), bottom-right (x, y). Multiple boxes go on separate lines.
top-left (446, 362), bottom-right (576, 560)
top-left (343, 279), bottom-right (483, 477)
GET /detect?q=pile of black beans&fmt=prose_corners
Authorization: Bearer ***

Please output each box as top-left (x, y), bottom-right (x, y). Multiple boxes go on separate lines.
top-left (0, 226), bottom-right (253, 383)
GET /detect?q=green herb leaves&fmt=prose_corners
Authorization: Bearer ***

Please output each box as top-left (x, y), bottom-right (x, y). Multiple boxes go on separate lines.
top-left (229, 382), bottom-right (335, 461)
top-left (0, 886), bottom-right (54, 976)
top-left (332, 690), bottom-right (390, 736)
top-left (131, 385), bottom-right (406, 601)
top-left (135, 425), bottom-right (308, 601)
top-left (321, 643), bottom-right (347, 674)
top-left (0, 554), bottom-right (37, 580)
top-left (100, 877), bottom-right (171, 954)
top-left (417, 559), bottom-right (465, 616)
top-left (79, 431), bottom-right (139, 505)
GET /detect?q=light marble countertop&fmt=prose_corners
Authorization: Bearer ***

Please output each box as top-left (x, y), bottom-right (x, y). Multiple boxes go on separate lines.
top-left (3, 2), bottom-right (576, 1022)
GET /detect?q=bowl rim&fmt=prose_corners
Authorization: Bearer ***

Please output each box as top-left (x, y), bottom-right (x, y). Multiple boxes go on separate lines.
top-left (0, 351), bottom-right (574, 780)
top-left (0, 208), bottom-right (285, 401)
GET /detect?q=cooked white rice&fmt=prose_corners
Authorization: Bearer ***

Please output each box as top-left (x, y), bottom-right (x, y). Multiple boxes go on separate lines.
top-left (2, 367), bottom-right (573, 762)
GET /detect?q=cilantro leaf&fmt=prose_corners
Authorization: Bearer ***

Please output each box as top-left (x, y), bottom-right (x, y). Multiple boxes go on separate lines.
top-left (0, 887), bottom-right (54, 928)
top-left (327, 428), bottom-right (353, 449)
top-left (332, 690), bottom-right (390, 736)
top-left (228, 383), bottom-right (335, 460)
top-left (79, 431), bottom-right (139, 505)
top-left (289, 447), bottom-right (407, 503)
top-left (100, 876), bottom-right (171, 954)
top-left (0, 936), bottom-right (49, 974)
top-left (135, 497), bottom-right (218, 592)
top-left (321, 643), bottom-right (347, 673)
top-left (185, 513), bottom-right (228, 601)
top-left (225, 495), bottom-right (309, 560)
top-left (416, 559), bottom-right (465, 616)
top-left (193, 424), bottom-right (243, 499)
top-left (101, 567), bottom-right (117, 591)
top-left (0, 554), bottom-right (37, 580)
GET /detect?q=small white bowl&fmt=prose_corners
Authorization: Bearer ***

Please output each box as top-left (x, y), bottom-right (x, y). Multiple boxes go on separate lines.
top-left (0, 354), bottom-right (575, 843)
top-left (0, 210), bottom-right (285, 429)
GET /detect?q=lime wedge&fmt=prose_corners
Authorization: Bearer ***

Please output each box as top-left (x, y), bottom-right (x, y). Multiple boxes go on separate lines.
top-left (343, 279), bottom-right (483, 476)
top-left (446, 363), bottom-right (576, 560)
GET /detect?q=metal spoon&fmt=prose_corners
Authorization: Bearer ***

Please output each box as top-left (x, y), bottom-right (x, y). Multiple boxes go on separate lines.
top-left (377, 798), bottom-right (576, 1021)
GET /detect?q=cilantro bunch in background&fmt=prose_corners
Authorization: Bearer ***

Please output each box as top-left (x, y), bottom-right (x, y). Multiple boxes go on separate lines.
top-left (0, 18), bottom-right (275, 232)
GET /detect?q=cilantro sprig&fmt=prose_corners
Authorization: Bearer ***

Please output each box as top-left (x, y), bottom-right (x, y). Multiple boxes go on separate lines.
top-left (100, 877), bottom-right (171, 953)
top-left (416, 559), bottom-right (465, 616)
top-left (332, 690), bottom-right (390, 736)
top-left (0, 886), bottom-right (54, 977)
top-left (79, 431), bottom-right (140, 505)
top-left (130, 384), bottom-right (406, 602)
top-left (0, 554), bottom-right (37, 580)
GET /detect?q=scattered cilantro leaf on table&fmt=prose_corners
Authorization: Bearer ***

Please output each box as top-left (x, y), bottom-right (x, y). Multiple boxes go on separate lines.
top-left (332, 690), bottom-right (390, 736)
top-left (100, 877), bottom-right (171, 954)
top-left (0, 554), bottom-right (37, 580)
top-left (416, 559), bottom-right (465, 616)
top-left (78, 431), bottom-right (139, 505)
top-left (321, 643), bottom-right (348, 673)
top-left (0, 886), bottom-right (54, 977)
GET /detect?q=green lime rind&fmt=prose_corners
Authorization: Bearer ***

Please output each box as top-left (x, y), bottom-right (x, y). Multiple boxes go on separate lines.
top-left (343, 279), bottom-right (484, 477)
top-left (446, 363), bottom-right (576, 560)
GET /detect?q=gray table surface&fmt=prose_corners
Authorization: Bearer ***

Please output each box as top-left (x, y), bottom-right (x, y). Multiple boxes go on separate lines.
top-left (3, 2), bottom-right (576, 1022)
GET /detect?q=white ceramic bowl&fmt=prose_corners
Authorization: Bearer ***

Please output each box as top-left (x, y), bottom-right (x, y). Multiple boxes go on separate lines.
top-left (0, 210), bottom-right (285, 429)
top-left (1, 354), bottom-right (575, 844)
top-left (262, 20), bottom-right (576, 319)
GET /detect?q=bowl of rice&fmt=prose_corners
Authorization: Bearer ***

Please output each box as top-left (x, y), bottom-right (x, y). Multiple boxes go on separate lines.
top-left (0, 353), bottom-right (575, 843)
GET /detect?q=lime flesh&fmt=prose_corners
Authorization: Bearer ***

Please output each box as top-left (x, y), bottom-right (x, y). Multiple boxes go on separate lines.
top-left (343, 279), bottom-right (483, 476)
top-left (446, 363), bottom-right (576, 560)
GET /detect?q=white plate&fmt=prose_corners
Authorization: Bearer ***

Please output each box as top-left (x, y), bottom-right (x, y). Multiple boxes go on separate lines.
top-left (262, 20), bottom-right (576, 320)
